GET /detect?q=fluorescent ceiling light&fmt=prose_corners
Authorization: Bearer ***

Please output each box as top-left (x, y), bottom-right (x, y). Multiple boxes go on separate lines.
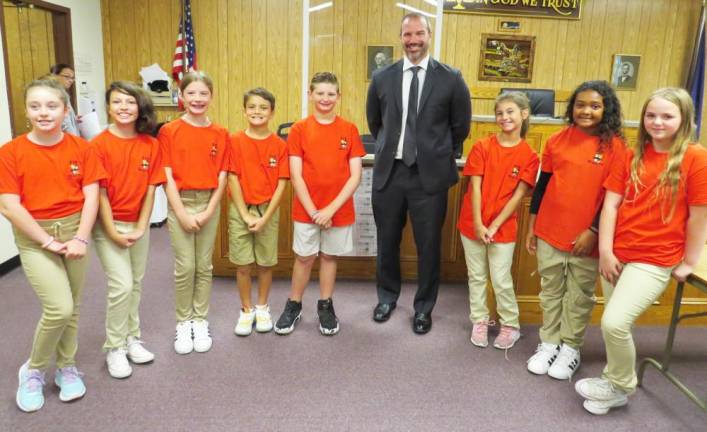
top-left (309, 1), bottom-right (333, 12)
top-left (396, 3), bottom-right (436, 19)
top-left (422, 0), bottom-right (438, 6)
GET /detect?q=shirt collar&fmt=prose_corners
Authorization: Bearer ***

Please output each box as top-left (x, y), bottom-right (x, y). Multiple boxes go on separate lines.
top-left (403, 55), bottom-right (430, 72)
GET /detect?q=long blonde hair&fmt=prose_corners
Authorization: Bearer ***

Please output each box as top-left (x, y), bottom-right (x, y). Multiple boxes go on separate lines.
top-left (631, 87), bottom-right (696, 222)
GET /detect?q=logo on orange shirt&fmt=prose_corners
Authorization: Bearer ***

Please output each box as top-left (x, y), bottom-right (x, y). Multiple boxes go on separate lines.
top-left (268, 156), bottom-right (277, 168)
top-left (511, 166), bottom-right (520, 177)
top-left (591, 152), bottom-right (604, 164)
top-left (210, 142), bottom-right (218, 158)
top-left (339, 137), bottom-right (348, 150)
top-left (140, 158), bottom-right (150, 171)
top-left (69, 161), bottom-right (80, 176)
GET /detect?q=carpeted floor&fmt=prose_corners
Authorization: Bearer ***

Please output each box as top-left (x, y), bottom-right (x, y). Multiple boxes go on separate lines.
top-left (1, 226), bottom-right (705, 431)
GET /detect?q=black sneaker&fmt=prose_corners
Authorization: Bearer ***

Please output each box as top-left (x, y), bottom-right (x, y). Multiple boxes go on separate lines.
top-left (317, 298), bottom-right (340, 336)
top-left (274, 299), bottom-right (302, 335)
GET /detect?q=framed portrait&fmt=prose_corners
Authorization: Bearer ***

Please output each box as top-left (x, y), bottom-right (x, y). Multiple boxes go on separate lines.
top-left (611, 54), bottom-right (641, 90)
top-left (478, 34), bottom-right (535, 83)
top-left (366, 45), bottom-right (394, 81)
top-left (497, 19), bottom-right (521, 33)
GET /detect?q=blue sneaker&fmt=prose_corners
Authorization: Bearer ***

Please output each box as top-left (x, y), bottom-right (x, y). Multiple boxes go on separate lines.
top-left (16, 361), bottom-right (45, 412)
top-left (54, 366), bottom-right (86, 402)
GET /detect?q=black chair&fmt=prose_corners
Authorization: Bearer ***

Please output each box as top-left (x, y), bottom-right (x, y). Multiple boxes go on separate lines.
top-left (277, 122), bottom-right (294, 140)
top-left (500, 88), bottom-right (555, 117)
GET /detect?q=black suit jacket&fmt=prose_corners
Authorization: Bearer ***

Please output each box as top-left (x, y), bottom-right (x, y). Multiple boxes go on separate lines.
top-left (366, 58), bottom-right (472, 194)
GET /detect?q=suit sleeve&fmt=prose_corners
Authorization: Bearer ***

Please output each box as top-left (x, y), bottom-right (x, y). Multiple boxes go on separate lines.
top-left (450, 70), bottom-right (472, 156)
top-left (366, 77), bottom-right (382, 139)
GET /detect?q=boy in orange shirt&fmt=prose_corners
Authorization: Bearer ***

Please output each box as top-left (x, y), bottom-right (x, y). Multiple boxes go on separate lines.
top-left (274, 72), bottom-right (365, 336)
top-left (228, 88), bottom-right (289, 336)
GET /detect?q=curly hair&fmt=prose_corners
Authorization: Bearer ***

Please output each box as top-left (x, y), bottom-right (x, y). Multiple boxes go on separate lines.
top-left (564, 80), bottom-right (624, 145)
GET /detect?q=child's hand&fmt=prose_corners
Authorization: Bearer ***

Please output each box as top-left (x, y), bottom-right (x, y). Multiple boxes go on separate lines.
top-left (571, 229), bottom-right (597, 256)
top-left (64, 238), bottom-right (87, 259)
top-left (248, 217), bottom-right (266, 233)
top-left (475, 224), bottom-right (490, 244)
top-left (599, 252), bottom-right (623, 285)
top-left (672, 262), bottom-right (694, 282)
top-left (525, 231), bottom-right (537, 256)
top-left (313, 207), bottom-right (334, 227)
top-left (194, 211), bottom-right (211, 228)
top-left (178, 213), bottom-right (200, 232)
top-left (123, 228), bottom-right (145, 244)
top-left (485, 224), bottom-right (499, 243)
top-left (111, 233), bottom-right (134, 249)
top-left (46, 240), bottom-right (67, 255)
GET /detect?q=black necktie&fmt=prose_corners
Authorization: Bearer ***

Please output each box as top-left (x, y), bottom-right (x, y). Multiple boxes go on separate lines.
top-left (402, 66), bottom-right (421, 167)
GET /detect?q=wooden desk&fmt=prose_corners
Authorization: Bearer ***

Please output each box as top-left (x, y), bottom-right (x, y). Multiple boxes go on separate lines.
top-left (637, 245), bottom-right (707, 412)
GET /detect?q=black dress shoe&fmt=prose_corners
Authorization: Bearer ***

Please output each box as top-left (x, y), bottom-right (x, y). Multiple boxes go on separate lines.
top-left (373, 303), bottom-right (396, 322)
top-left (413, 313), bottom-right (432, 334)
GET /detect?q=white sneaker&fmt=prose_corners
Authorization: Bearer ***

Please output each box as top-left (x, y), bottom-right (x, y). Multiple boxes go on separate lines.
top-left (254, 304), bottom-right (273, 333)
top-left (575, 378), bottom-right (629, 415)
top-left (106, 348), bottom-right (132, 379)
top-left (174, 321), bottom-right (193, 355)
top-left (548, 344), bottom-right (581, 380)
top-left (527, 342), bottom-right (560, 375)
top-left (126, 336), bottom-right (155, 364)
top-left (192, 319), bottom-right (212, 353)
top-left (234, 309), bottom-right (255, 336)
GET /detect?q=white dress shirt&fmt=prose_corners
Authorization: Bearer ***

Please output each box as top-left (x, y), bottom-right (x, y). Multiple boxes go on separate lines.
top-left (395, 55), bottom-right (430, 160)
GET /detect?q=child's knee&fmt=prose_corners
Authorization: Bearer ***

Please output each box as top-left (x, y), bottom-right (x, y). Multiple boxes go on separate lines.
top-left (236, 265), bottom-right (252, 277)
top-left (295, 254), bottom-right (317, 266)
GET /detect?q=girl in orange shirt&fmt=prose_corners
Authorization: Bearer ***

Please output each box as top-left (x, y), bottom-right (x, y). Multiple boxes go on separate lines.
top-left (158, 71), bottom-right (229, 355)
top-left (92, 81), bottom-right (164, 378)
top-left (0, 79), bottom-right (105, 412)
top-left (575, 88), bottom-right (707, 415)
top-left (458, 91), bottom-right (539, 350)
top-left (525, 81), bottom-right (625, 380)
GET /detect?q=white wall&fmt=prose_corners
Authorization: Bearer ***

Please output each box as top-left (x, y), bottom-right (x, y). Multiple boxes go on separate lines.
top-left (0, 0), bottom-right (106, 264)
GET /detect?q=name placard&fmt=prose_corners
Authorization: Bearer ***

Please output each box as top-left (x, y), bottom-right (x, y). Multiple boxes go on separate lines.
top-left (444, 0), bottom-right (582, 20)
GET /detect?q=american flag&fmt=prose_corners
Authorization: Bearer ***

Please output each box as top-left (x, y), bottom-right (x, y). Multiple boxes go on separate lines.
top-left (172, 0), bottom-right (197, 83)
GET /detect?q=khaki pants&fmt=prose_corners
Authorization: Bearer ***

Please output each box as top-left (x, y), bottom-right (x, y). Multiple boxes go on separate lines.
top-left (461, 235), bottom-right (519, 328)
top-left (13, 213), bottom-right (87, 370)
top-left (228, 201), bottom-right (279, 267)
top-left (167, 190), bottom-right (220, 322)
top-left (536, 239), bottom-right (598, 349)
top-left (600, 263), bottom-right (672, 393)
top-left (93, 221), bottom-right (150, 350)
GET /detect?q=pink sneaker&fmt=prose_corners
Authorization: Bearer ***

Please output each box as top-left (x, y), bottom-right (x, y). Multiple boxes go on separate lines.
top-left (470, 320), bottom-right (494, 347)
top-left (494, 325), bottom-right (521, 350)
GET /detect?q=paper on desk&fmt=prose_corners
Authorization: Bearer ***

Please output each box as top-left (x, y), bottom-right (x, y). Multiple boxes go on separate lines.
top-left (139, 63), bottom-right (171, 89)
top-left (78, 111), bottom-right (103, 140)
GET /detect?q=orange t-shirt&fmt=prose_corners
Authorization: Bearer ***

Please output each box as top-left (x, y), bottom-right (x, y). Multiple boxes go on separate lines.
top-left (458, 135), bottom-right (539, 243)
top-left (157, 118), bottom-right (229, 190)
top-left (604, 143), bottom-right (707, 266)
top-left (0, 133), bottom-right (106, 219)
top-left (228, 131), bottom-right (289, 205)
top-left (287, 115), bottom-right (366, 226)
top-left (92, 130), bottom-right (166, 222)
top-left (534, 125), bottom-right (625, 253)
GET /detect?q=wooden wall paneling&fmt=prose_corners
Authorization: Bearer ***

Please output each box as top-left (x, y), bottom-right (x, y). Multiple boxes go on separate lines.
top-left (288, 0), bottom-right (302, 125)
top-left (28, 7), bottom-right (51, 76)
top-left (4, 5), bottom-right (24, 135)
top-left (101, 0), bottom-right (113, 84)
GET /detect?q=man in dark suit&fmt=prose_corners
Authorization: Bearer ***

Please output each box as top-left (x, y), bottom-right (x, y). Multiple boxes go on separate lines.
top-left (366, 12), bottom-right (471, 334)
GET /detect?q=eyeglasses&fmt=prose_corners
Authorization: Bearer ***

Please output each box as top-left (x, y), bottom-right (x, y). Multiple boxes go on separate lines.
top-left (60, 73), bottom-right (75, 80)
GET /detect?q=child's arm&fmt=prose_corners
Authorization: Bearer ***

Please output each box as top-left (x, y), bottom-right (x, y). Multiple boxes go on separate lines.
top-left (194, 171), bottom-right (227, 227)
top-left (672, 205), bottom-right (707, 282)
top-left (0, 193), bottom-right (66, 254)
top-left (250, 179), bottom-right (287, 233)
top-left (598, 190), bottom-right (624, 284)
top-left (164, 167), bottom-right (200, 232)
top-left (64, 182), bottom-right (100, 259)
top-left (486, 181), bottom-right (530, 242)
top-left (97, 188), bottom-right (133, 248)
top-left (470, 175), bottom-right (489, 243)
top-left (313, 157), bottom-right (363, 228)
top-left (290, 156), bottom-right (318, 221)
top-left (124, 185), bottom-right (156, 243)
top-left (227, 173), bottom-right (257, 226)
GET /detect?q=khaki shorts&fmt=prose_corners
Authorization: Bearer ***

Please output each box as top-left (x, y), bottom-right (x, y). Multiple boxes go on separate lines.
top-left (228, 201), bottom-right (279, 266)
top-left (292, 221), bottom-right (353, 257)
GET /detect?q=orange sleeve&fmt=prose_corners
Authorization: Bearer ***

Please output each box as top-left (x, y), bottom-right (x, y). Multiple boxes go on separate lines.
top-left (148, 137), bottom-right (166, 185)
top-left (540, 134), bottom-right (555, 173)
top-left (348, 124), bottom-right (366, 159)
top-left (228, 134), bottom-right (241, 175)
top-left (82, 142), bottom-right (107, 186)
top-left (157, 126), bottom-right (172, 168)
top-left (604, 147), bottom-right (630, 195)
top-left (287, 122), bottom-right (303, 157)
top-left (219, 132), bottom-right (231, 172)
top-left (0, 144), bottom-right (19, 195)
top-left (520, 150), bottom-right (540, 187)
top-left (92, 139), bottom-right (109, 188)
top-left (277, 137), bottom-right (290, 179)
top-left (687, 146), bottom-right (707, 206)
top-left (464, 139), bottom-right (485, 176)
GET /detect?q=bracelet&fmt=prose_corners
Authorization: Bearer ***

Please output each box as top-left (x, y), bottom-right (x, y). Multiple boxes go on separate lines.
top-left (41, 236), bottom-right (55, 249)
top-left (72, 235), bottom-right (89, 245)
top-left (589, 226), bottom-right (599, 234)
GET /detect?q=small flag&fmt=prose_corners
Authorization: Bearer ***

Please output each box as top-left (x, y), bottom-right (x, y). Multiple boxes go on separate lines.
top-left (171, 0), bottom-right (197, 84)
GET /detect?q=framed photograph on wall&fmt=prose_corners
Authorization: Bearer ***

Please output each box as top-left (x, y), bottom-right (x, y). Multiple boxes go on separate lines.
top-left (611, 54), bottom-right (641, 90)
top-left (497, 19), bottom-right (521, 33)
top-left (478, 34), bottom-right (535, 83)
top-left (366, 45), bottom-right (394, 81)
